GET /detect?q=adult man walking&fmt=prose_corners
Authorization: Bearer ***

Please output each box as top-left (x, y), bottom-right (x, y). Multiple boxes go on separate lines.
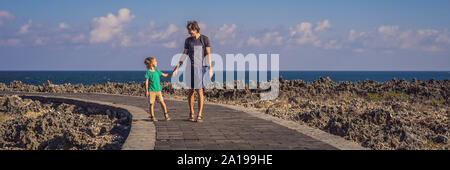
top-left (174, 21), bottom-right (213, 122)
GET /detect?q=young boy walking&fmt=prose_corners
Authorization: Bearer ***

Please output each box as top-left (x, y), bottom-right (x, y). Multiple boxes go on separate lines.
top-left (144, 56), bottom-right (178, 122)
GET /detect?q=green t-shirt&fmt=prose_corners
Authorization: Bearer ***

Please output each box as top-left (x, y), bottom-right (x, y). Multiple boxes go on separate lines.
top-left (145, 69), bottom-right (162, 91)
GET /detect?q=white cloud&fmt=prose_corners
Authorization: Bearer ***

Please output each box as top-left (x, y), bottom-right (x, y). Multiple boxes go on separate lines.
top-left (2, 13), bottom-right (448, 54)
top-left (418, 29), bottom-right (438, 37)
top-left (247, 31), bottom-right (284, 47)
top-left (0, 10), bottom-right (14, 18)
top-left (59, 22), bottom-right (69, 29)
top-left (0, 10), bottom-right (14, 25)
top-left (162, 41), bottom-right (177, 48)
top-left (246, 36), bottom-right (261, 46)
top-left (263, 32), bottom-right (283, 45)
top-left (213, 24), bottom-right (237, 45)
top-left (348, 29), bottom-right (368, 42)
top-left (422, 45), bottom-right (441, 52)
top-left (274, 36), bottom-right (284, 46)
top-left (135, 22), bottom-right (181, 47)
top-left (346, 26), bottom-right (450, 53)
top-left (198, 22), bottom-right (207, 31)
top-left (290, 22), bottom-right (312, 36)
top-left (435, 30), bottom-right (450, 44)
top-left (378, 25), bottom-right (399, 36)
top-left (245, 20), bottom-right (332, 48)
top-left (150, 24), bottom-right (178, 40)
top-left (215, 24), bottom-right (237, 40)
top-left (0, 38), bottom-right (21, 47)
top-left (120, 35), bottom-right (131, 47)
top-left (348, 29), bottom-right (357, 41)
top-left (72, 34), bottom-right (86, 43)
top-left (324, 40), bottom-right (342, 50)
top-left (314, 20), bottom-right (331, 33)
top-left (89, 8), bottom-right (135, 43)
top-left (382, 50), bottom-right (394, 54)
top-left (147, 21), bottom-right (155, 29)
top-left (35, 38), bottom-right (44, 45)
top-left (353, 48), bottom-right (365, 53)
top-left (289, 22), bottom-right (321, 47)
top-left (398, 30), bottom-right (416, 49)
top-left (18, 20), bottom-right (32, 34)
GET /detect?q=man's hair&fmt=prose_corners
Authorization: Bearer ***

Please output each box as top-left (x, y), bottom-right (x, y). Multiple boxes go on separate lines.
top-left (144, 56), bottom-right (156, 69)
top-left (186, 21), bottom-right (200, 32)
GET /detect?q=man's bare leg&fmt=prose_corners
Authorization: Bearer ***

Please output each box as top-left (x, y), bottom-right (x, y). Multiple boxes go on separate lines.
top-left (187, 89), bottom-right (195, 121)
top-left (196, 88), bottom-right (204, 122)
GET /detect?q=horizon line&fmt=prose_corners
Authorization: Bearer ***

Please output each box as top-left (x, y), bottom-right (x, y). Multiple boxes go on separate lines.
top-left (0, 70), bottom-right (449, 72)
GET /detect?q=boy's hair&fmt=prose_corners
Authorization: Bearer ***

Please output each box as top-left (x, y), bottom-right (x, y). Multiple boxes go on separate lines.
top-left (144, 56), bottom-right (156, 69)
top-left (186, 21), bottom-right (200, 33)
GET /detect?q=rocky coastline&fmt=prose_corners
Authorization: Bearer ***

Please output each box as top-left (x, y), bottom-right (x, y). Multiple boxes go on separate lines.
top-left (1, 77), bottom-right (448, 150)
top-left (0, 94), bottom-right (131, 150)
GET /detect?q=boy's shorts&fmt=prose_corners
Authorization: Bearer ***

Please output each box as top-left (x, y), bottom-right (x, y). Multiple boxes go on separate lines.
top-left (148, 91), bottom-right (164, 104)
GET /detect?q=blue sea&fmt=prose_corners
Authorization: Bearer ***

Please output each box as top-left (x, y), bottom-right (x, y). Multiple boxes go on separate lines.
top-left (0, 71), bottom-right (449, 86)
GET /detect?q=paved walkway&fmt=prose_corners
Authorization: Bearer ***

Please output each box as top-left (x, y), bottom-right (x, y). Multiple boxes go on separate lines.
top-left (0, 91), bottom-right (366, 150)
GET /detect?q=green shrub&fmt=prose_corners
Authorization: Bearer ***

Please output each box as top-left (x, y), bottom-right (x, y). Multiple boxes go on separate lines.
top-left (429, 99), bottom-right (445, 105)
top-left (366, 93), bottom-right (382, 102)
top-left (386, 92), bottom-right (408, 99)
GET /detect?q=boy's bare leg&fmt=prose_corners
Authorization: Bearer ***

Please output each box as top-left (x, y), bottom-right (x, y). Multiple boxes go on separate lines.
top-left (159, 100), bottom-right (170, 120)
top-left (160, 100), bottom-right (168, 114)
top-left (196, 89), bottom-right (204, 121)
top-left (149, 103), bottom-right (157, 122)
top-left (148, 95), bottom-right (158, 121)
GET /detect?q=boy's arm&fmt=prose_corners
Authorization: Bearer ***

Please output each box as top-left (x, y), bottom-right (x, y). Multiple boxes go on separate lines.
top-left (145, 78), bottom-right (149, 92)
top-left (161, 72), bottom-right (171, 77)
top-left (161, 67), bottom-right (179, 77)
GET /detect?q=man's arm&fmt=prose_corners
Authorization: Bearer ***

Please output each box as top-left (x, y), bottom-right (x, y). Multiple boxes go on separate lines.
top-left (206, 47), bottom-right (211, 70)
top-left (206, 46), bottom-right (213, 78)
top-left (175, 49), bottom-right (188, 69)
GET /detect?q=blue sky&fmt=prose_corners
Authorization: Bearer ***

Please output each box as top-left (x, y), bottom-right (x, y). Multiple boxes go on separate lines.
top-left (0, 0), bottom-right (449, 71)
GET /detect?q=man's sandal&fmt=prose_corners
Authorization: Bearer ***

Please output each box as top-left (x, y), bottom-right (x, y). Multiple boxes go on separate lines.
top-left (196, 116), bottom-right (203, 123)
top-left (188, 113), bottom-right (195, 122)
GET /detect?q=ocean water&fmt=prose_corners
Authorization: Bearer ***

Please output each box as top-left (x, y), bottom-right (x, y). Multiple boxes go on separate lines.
top-left (0, 71), bottom-right (449, 86)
